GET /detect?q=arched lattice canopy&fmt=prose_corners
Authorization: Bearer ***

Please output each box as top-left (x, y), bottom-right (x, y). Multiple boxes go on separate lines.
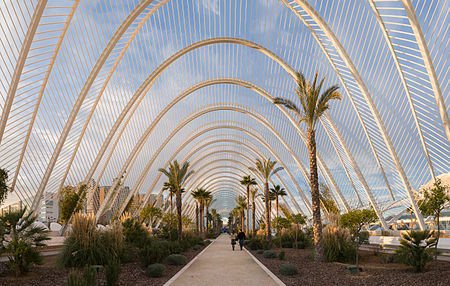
top-left (0, 0), bottom-right (448, 228)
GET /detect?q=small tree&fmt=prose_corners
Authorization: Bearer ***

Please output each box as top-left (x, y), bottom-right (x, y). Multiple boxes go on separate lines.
top-left (395, 230), bottom-right (436, 272)
top-left (289, 214), bottom-right (306, 249)
top-left (272, 217), bottom-right (291, 248)
top-left (418, 178), bottom-right (449, 262)
top-left (59, 184), bottom-right (87, 223)
top-left (0, 208), bottom-right (50, 275)
top-left (0, 168), bottom-right (10, 205)
top-left (339, 209), bottom-right (377, 272)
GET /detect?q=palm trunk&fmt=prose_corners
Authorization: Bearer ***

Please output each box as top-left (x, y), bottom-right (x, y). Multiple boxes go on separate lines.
top-left (252, 199), bottom-right (256, 237)
top-left (309, 129), bottom-right (323, 262)
top-left (265, 181), bottom-right (272, 243)
top-left (246, 186), bottom-right (250, 235)
top-left (195, 203), bottom-right (199, 235)
top-left (176, 190), bottom-right (182, 241)
top-left (200, 204), bottom-right (204, 238)
top-left (170, 193), bottom-right (173, 214)
top-left (276, 196), bottom-right (279, 217)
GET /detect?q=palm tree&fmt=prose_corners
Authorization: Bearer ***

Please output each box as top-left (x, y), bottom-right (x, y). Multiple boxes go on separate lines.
top-left (240, 175), bottom-right (257, 235)
top-left (270, 185), bottom-right (287, 217)
top-left (249, 158), bottom-right (283, 243)
top-left (235, 196), bottom-right (247, 229)
top-left (159, 160), bottom-right (194, 240)
top-left (274, 71), bottom-right (341, 262)
top-left (249, 187), bottom-right (259, 237)
top-left (205, 196), bottom-right (215, 231)
top-left (192, 188), bottom-right (211, 238)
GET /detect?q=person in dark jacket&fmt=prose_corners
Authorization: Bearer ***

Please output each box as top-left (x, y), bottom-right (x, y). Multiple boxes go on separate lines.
top-left (236, 229), bottom-right (246, 251)
top-left (231, 232), bottom-right (237, 251)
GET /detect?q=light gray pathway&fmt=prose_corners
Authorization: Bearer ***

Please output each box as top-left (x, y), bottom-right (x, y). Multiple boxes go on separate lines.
top-left (167, 234), bottom-right (283, 286)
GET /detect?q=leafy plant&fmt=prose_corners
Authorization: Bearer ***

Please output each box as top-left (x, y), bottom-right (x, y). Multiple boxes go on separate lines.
top-left (395, 230), bottom-right (436, 272)
top-left (323, 225), bottom-right (355, 263)
top-left (278, 250), bottom-right (285, 260)
top-left (146, 263), bottom-right (165, 278)
top-left (139, 206), bottom-right (162, 227)
top-left (272, 217), bottom-right (291, 248)
top-left (59, 185), bottom-right (87, 223)
top-left (288, 214), bottom-right (306, 250)
top-left (122, 218), bottom-right (148, 247)
top-left (0, 168), bottom-right (10, 206)
top-left (0, 207), bottom-right (49, 275)
top-left (139, 239), bottom-right (170, 266)
top-left (280, 264), bottom-right (298, 276)
top-left (106, 258), bottom-right (121, 286)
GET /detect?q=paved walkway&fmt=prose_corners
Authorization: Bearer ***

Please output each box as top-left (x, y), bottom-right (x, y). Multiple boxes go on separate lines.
top-left (167, 234), bottom-right (283, 286)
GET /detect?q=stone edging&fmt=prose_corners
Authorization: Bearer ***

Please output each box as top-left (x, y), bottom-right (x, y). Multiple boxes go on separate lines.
top-left (163, 239), bottom-right (216, 286)
top-left (244, 248), bottom-right (286, 286)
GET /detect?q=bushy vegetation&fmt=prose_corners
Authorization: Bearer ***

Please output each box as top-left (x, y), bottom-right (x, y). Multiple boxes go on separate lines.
top-left (394, 230), bottom-right (436, 272)
top-left (139, 238), bottom-right (171, 266)
top-left (105, 259), bottom-right (121, 286)
top-left (280, 263), bottom-right (298, 276)
top-left (166, 254), bottom-right (187, 265)
top-left (146, 263), bottom-right (165, 278)
top-left (323, 225), bottom-right (355, 263)
top-left (58, 214), bottom-right (125, 268)
top-left (0, 207), bottom-right (49, 275)
top-left (256, 249), bottom-right (264, 254)
top-left (278, 250), bottom-right (285, 260)
top-left (67, 266), bottom-right (98, 286)
top-left (122, 218), bottom-right (148, 247)
top-left (263, 250), bottom-right (277, 258)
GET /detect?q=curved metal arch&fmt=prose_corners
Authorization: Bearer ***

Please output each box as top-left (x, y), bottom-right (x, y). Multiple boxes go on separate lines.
top-left (368, 0), bottom-right (436, 179)
top-left (106, 104), bottom-right (314, 221)
top-left (131, 122), bottom-right (309, 219)
top-left (78, 42), bottom-right (362, 214)
top-left (30, 0), bottom-right (159, 213)
top-left (0, 0), bottom-right (48, 144)
top-left (284, 0), bottom-right (424, 229)
top-left (400, 0), bottom-right (449, 141)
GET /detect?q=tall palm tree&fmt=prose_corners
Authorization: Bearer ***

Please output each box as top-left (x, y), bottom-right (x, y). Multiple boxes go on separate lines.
top-left (249, 158), bottom-right (283, 243)
top-left (240, 175), bottom-right (257, 235)
top-left (204, 196), bottom-right (215, 231)
top-left (235, 196), bottom-right (247, 229)
top-left (274, 71), bottom-right (341, 262)
top-left (159, 160), bottom-right (194, 240)
top-left (270, 185), bottom-right (287, 217)
top-left (162, 181), bottom-right (176, 214)
top-left (249, 187), bottom-right (259, 237)
top-left (192, 188), bottom-right (211, 238)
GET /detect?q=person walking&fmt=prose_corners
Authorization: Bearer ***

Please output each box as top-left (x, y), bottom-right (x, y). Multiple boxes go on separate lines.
top-left (231, 232), bottom-right (237, 251)
top-left (237, 229), bottom-right (246, 251)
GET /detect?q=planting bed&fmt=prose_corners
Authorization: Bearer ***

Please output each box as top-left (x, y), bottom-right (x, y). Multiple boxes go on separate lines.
top-left (0, 246), bottom-right (204, 286)
top-left (249, 247), bottom-right (450, 286)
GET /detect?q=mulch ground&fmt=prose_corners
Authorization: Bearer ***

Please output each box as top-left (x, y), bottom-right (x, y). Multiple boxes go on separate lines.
top-left (0, 247), bottom-right (203, 286)
top-left (249, 247), bottom-right (450, 286)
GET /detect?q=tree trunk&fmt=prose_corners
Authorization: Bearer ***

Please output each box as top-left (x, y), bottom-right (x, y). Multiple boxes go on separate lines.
top-left (195, 204), bottom-right (199, 235)
top-left (170, 193), bottom-right (173, 214)
top-left (246, 186), bottom-right (250, 236)
top-left (265, 181), bottom-right (272, 243)
top-left (252, 199), bottom-right (256, 237)
top-left (309, 128), bottom-right (323, 262)
top-left (276, 196), bottom-right (279, 218)
top-left (200, 204), bottom-right (204, 238)
top-left (176, 190), bottom-right (182, 241)
top-left (435, 212), bottom-right (440, 262)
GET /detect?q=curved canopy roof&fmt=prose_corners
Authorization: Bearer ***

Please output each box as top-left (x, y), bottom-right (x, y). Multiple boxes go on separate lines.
top-left (0, 0), bottom-right (448, 226)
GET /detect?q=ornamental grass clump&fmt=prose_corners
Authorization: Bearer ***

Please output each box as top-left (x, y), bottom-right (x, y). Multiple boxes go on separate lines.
top-left (146, 263), bottom-right (165, 278)
top-left (105, 259), bottom-right (121, 286)
top-left (166, 254), bottom-right (187, 265)
top-left (323, 225), bottom-right (355, 263)
top-left (280, 264), bottom-right (298, 276)
top-left (394, 230), bottom-right (436, 272)
top-left (140, 238), bottom-right (170, 266)
top-left (67, 266), bottom-right (98, 286)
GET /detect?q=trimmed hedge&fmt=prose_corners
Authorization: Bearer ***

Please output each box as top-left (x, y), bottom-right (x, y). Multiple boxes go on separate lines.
top-left (263, 250), bottom-right (277, 258)
top-left (166, 254), bottom-right (187, 266)
top-left (146, 264), bottom-right (165, 278)
top-left (280, 264), bottom-right (298, 276)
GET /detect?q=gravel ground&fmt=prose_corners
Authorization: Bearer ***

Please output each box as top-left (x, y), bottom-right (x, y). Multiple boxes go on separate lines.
top-left (249, 248), bottom-right (450, 286)
top-left (0, 247), bottom-right (204, 286)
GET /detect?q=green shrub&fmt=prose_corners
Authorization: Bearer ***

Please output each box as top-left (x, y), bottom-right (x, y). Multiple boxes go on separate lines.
top-left (67, 271), bottom-right (86, 286)
top-left (192, 244), bottom-right (202, 250)
top-left (58, 215), bottom-right (124, 268)
top-left (394, 230), bottom-right (436, 272)
top-left (182, 231), bottom-right (202, 247)
top-left (0, 208), bottom-right (49, 275)
top-left (243, 240), bottom-right (250, 245)
top-left (180, 239), bottom-right (190, 251)
top-left (280, 264), bottom-right (298, 276)
top-left (122, 218), bottom-right (148, 247)
top-left (263, 250), bottom-right (277, 258)
top-left (256, 249), bottom-right (264, 254)
top-left (358, 231), bottom-right (370, 244)
top-left (146, 263), bottom-right (165, 278)
top-left (166, 254), bottom-right (187, 265)
top-left (247, 238), bottom-right (263, 250)
top-left (278, 250), bottom-right (285, 260)
top-left (140, 239), bottom-right (170, 266)
top-left (197, 240), bottom-right (206, 246)
top-left (323, 226), bottom-right (355, 263)
top-left (105, 259), bottom-right (120, 286)
top-left (262, 240), bottom-right (272, 250)
top-left (380, 254), bottom-right (394, 264)
top-left (168, 241), bottom-right (183, 254)
top-left (205, 240), bottom-right (211, 244)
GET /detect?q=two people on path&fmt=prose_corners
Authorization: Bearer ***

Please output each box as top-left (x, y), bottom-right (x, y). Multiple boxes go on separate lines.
top-left (231, 229), bottom-right (246, 251)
